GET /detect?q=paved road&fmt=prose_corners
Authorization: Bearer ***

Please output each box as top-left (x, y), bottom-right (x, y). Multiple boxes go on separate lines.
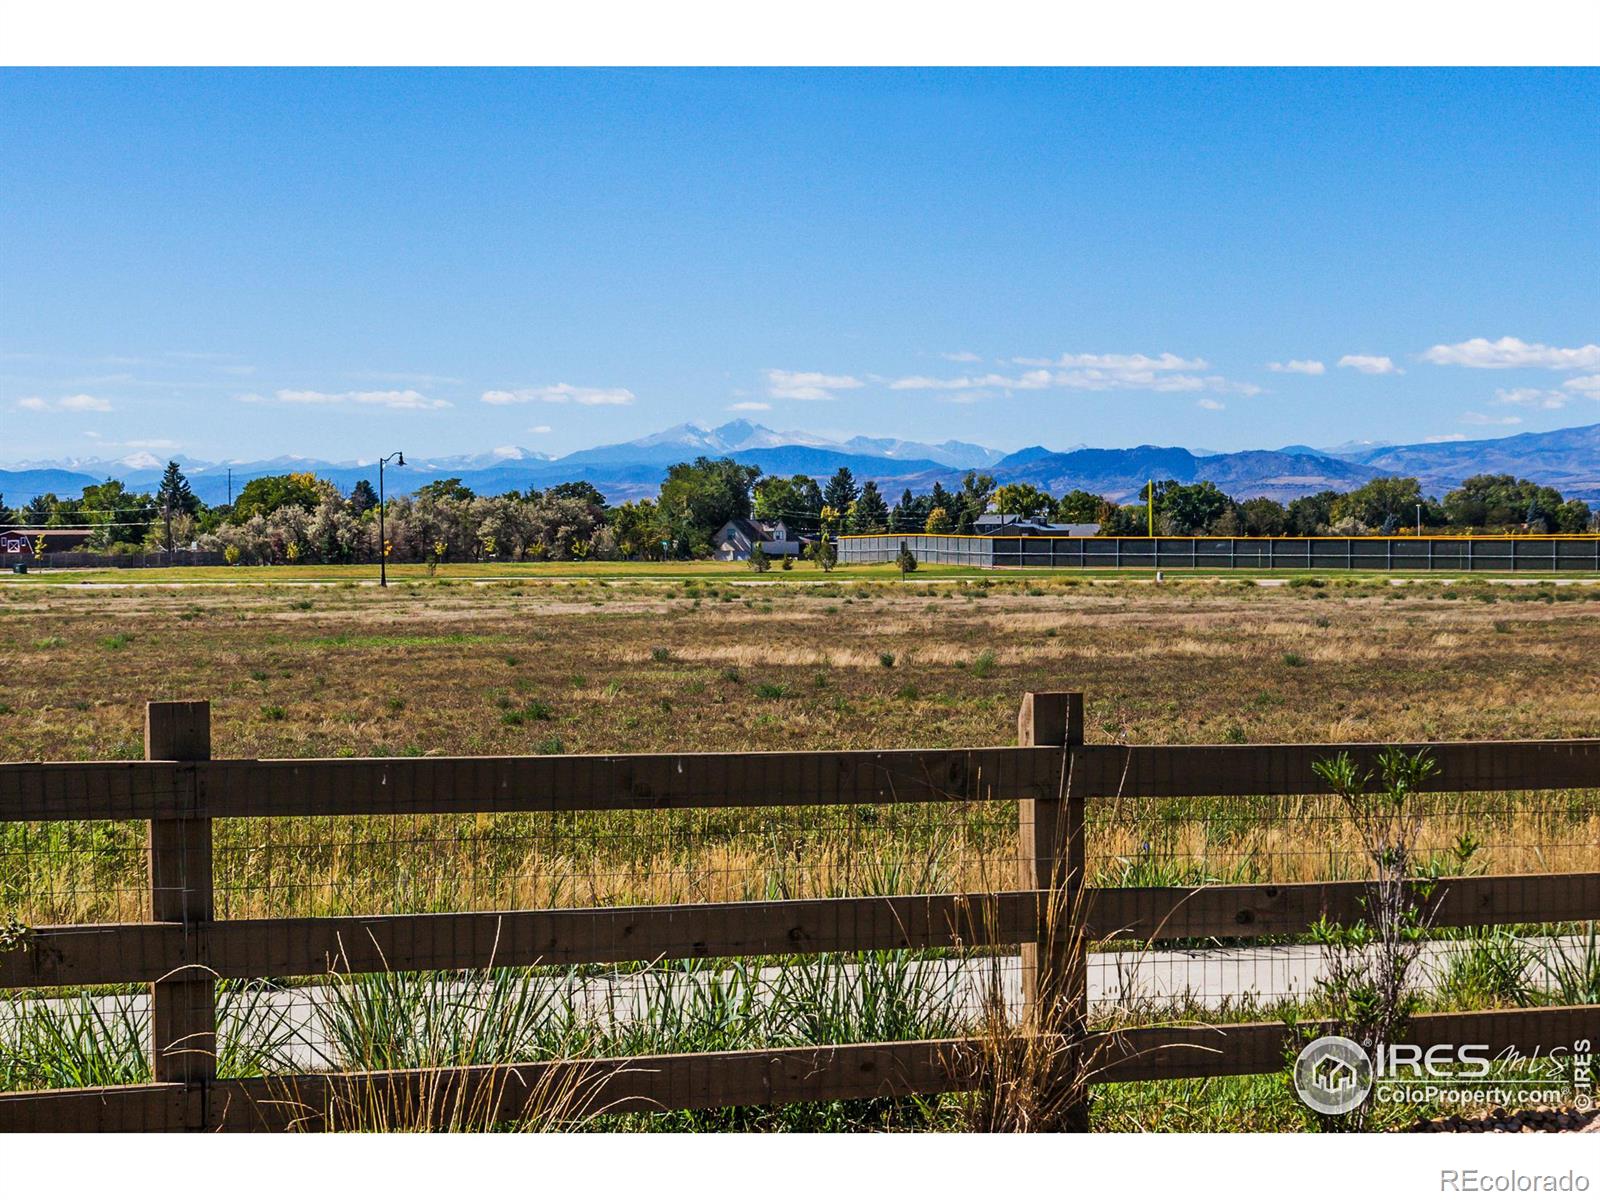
top-left (6, 936), bottom-right (1585, 1070)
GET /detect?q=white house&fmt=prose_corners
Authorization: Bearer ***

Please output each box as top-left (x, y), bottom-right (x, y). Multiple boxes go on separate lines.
top-left (710, 517), bottom-right (806, 561)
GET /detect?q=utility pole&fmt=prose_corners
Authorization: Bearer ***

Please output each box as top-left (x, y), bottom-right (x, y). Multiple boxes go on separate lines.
top-left (1147, 479), bottom-right (1154, 537)
top-left (227, 467), bottom-right (232, 507)
top-left (1416, 503), bottom-right (1423, 537)
top-left (378, 450), bottom-right (405, 587)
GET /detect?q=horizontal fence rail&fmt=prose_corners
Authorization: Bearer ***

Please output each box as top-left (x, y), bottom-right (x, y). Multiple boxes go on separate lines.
top-left (3, 695), bottom-right (1598, 1132)
top-left (5, 1005), bottom-right (1595, 1133)
top-left (5, 739), bottom-right (1600, 822)
top-left (9, 873), bottom-right (1600, 991)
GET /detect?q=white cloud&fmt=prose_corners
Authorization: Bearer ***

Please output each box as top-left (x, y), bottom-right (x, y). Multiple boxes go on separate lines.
top-left (481, 384), bottom-right (634, 407)
top-left (727, 401), bottom-right (772, 412)
top-left (764, 370), bottom-right (865, 401)
top-left (1267, 359), bottom-right (1326, 375)
top-left (248, 389), bottom-right (451, 410)
top-left (1337, 355), bottom-right (1401, 375)
top-left (890, 357), bottom-right (1262, 396)
top-left (15, 393), bottom-right (113, 412)
top-left (1423, 434), bottom-right (1469, 443)
top-left (1014, 352), bottom-right (1208, 372)
top-left (1462, 412), bottom-right (1522, 426)
top-left (891, 370), bottom-right (1052, 391)
top-left (1562, 375), bottom-right (1600, 399)
top-left (1494, 387), bottom-right (1567, 410)
top-left (1420, 336), bottom-right (1600, 370)
top-left (939, 351), bottom-right (981, 363)
top-left (1196, 398), bottom-right (1226, 411)
top-left (527, 425), bottom-right (552, 434)
top-left (123, 438), bottom-right (180, 449)
top-left (61, 393), bottom-right (114, 412)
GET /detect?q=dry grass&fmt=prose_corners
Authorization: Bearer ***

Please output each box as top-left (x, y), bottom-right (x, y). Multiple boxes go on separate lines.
top-left (3, 575), bottom-right (1598, 926)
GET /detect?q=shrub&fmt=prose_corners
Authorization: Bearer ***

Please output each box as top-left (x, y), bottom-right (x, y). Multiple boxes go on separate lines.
top-left (879, 652), bottom-right (896, 669)
top-left (972, 650), bottom-right (997, 678)
top-left (755, 682), bottom-right (793, 700)
top-left (650, 646), bottom-right (673, 663)
top-left (895, 542), bottom-right (918, 578)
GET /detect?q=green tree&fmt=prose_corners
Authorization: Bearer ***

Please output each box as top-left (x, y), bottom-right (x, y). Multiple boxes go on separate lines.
top-left (1054, 489), bottom-right (1106, 524)
top-left (611, 498), bottom-right (669, 560)
top-left (823, 467), bottom-right (859, 516)
top-left (748, 542), bottom-right (771, 572)
top-left (547, 481), bottom-right (608, 510)
top-left (955, 471), bottom-right (996, 533)
top-left (416, 477), bottom-right (476, 504)
top-left (1238, 496), bottom-right (1288, 536)
top-left (348, 479), bottom-right (379, 517)
top-left (155, 461), bottom-right (200, 554)
top-left (852, 480), bottom-right (890, 532)
top-left (895, 540), bottom-right (918, 578)
top-left (1332, 477), bottom-right (1426, 531)
top-left (233, 473), bottom-right (322, 521)
top-left (1097, 504), bottom-right (1146, 536)
top-left (1442, 474), bottom-right (1565, 531)
top-left (991, 483), bottom-right (1053, 522)
top-left (1556, 498), bottom-right (1594, 534)
top-left (1155, 481), bottom-right (1232, 535)
top-left (754, 474), bottom-right (824, 535)
top-left (1286, 490), bottom-right (1340, 536)
top-left (658, 457), bottom-right (761, 555)
top-left (890, 487), bottom-right (928, 533)
top-left (78, 479), bottom-right (152, 548)
top-left (815, 534), bottom-right (838, 572)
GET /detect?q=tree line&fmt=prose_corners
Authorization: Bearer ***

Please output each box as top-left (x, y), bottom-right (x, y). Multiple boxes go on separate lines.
top-left (1, 457), bottom-right (1594, 564)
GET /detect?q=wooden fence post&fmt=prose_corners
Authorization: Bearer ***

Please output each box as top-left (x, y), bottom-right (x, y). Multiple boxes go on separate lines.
top-left (1017, 690), bottom-right (1088, 1131)
top-left (146, 701), bottom-right (215, 1097)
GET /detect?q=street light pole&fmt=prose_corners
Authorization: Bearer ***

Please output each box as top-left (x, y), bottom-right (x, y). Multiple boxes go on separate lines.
top-left (1416, 503), bottom-right (1423, 537)
top-left (378, 450), bottom-right (405, 587)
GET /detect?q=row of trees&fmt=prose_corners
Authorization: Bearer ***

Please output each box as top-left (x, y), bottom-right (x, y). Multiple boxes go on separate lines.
top-left (2, 459), bottom-right (1594, 565)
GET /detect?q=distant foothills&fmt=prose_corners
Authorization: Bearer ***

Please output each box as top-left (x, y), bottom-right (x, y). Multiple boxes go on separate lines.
top-left (0, 419), bottom-right (1596, 563)
top-left (4, 418), bottom-right (1599, 508)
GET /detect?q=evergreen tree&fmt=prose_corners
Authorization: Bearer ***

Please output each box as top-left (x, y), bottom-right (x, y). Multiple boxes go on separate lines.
top-left (349, 479), bottom-right (379, 517)
top-left (853, 480), bottom-right (890, 532)
top-left (155, 461), bottom-right (199, 554)
top-left (823, 467), bottom-right (859, 516)
top-left (890, 488), bottom-right (917, 532)
top-left (895, 540), bottom-right (918, 578)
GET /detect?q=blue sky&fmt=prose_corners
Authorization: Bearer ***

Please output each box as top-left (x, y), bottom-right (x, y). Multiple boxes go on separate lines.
top-left (2, 68), bottom-right (1597, 464)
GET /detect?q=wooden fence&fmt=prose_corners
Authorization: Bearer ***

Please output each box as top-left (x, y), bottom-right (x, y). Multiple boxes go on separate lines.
top-left (2, 695), bottom-right (1598, 1132)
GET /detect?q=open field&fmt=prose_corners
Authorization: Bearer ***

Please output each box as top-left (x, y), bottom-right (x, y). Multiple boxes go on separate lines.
top-left (4, 573), bottom-right (1599, 1129)
top-left (4, 569), bottom-right (1598, 758)
top-left (4, 560), bottom-right (1600, 587)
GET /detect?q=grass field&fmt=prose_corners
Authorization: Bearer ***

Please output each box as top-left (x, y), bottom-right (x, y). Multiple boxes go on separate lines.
top-left (3, 569), bottom-right (1598, 1129)
top-left (5, 559), bottom-right (1600, 586)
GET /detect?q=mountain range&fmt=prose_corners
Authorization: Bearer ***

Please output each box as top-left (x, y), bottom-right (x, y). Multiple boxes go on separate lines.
top-left (2, 420), bottom-right (1597, 508)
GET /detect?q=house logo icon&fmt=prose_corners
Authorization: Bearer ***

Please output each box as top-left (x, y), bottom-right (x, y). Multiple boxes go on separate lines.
top-left (1293, 1035), bottom-right (1374, 1115)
